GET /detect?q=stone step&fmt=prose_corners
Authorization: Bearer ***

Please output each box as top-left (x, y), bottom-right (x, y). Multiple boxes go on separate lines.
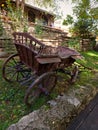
top-left (0, 51), bottom-right (9, 58)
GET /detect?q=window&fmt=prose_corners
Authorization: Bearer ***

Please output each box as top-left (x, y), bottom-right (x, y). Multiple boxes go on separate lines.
top-left (42, 15), bottom-right (48, 26)
top-left (28, 10), bottom-right (35, 23)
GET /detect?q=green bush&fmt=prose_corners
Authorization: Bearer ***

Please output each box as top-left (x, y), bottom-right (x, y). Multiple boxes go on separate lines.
top-left (0, 20), bottom-right (3, 36)
top-left (62, 38), bottom-right (80, 51)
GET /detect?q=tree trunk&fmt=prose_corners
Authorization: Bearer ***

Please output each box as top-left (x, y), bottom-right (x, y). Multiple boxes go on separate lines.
top-left (21, 0), bottom-right (25, 14)
top-left (16, 0), bottom-right (20, 9)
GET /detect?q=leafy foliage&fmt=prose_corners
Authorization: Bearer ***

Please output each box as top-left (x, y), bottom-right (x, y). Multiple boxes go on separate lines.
top-left (63, 15), bottom-right (74, 25)
top-left (63, 0), bottom-right (98, 38)
top-left (34, 20), bottom-right (43, 36)
top-left (6, 0), bottom-right (28, 32)
top-left (0, 20), bottom-right (3, 36)
top-left (66, 38), bottom-right (80, 50)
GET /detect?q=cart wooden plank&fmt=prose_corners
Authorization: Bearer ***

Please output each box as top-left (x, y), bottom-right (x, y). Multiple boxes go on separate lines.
top-left (36, 57), bottom-right (61, 64)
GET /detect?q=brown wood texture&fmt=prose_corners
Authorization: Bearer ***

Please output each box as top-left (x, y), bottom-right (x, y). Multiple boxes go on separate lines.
top-left (13, 32), bottom-right (80, 75)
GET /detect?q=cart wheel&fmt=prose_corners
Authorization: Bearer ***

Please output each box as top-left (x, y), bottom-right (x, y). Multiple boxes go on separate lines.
top-left (24, 72), bottom-right (57, 106)
top-left (2, 53), bottom-right (32, 82)
top-left (70, 65), bottom-right (79, 83)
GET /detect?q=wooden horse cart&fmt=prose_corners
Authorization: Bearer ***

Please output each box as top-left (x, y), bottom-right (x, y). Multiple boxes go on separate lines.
top-left (2, 32), bottom-right (81, 106)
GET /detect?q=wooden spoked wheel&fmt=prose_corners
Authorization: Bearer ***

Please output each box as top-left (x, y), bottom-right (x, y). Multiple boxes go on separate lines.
top-left (24, 72), bottom-right (57, 106)
top-left (2, 53), bottom-right (32, 82)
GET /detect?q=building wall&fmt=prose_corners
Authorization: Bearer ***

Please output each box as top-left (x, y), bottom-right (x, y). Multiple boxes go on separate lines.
top-left (0, 0), bottom-right (55, 27)
top-left (25, 5), bottom-right (54, 27)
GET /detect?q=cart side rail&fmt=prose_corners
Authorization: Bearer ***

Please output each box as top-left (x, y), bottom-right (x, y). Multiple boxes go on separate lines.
top-left (13, 32), bottom-right (46, 52)
top-left (13, 32), bottom-right (47, 70)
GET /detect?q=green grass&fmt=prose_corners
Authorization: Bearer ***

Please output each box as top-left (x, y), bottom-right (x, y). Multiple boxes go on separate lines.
top-left (72, 50), bottom-right (98, 89)
top-left (0, 60), bottom-right (48, 129)
top-left (0, 50), bottom-right (98, 129)
top-left (77, 50), bottom-right (98, 70)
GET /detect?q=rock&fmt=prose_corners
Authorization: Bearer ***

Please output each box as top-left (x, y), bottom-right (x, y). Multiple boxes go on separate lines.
top-left (47, 100), bottom-right (57, 106)
top-left (67, 97), bottom-right (80, 106)
top-left (0, 51), bottom-right (9, 58)
top-left (7, 84), bottom-right (98, 130)
top-left (7, 124), bottom-right (18, 130)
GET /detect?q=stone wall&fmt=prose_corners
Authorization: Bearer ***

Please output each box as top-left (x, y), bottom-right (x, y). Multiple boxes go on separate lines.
top-left (0, 22), bottom-right (69, 58)
top-left (80, 39), bottom-right (93, 51)
top-left (0, 21), bottom-right (16, 57)
top-left (28, 23), bottom-right (69, 47)
top-left (7, 80), bottom-right (98, 130)
top-left (0, 38), bottom-right (17, 58)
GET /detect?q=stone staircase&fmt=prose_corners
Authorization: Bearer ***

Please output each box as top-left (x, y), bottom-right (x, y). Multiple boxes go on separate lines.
top-left (29, 24), bottom-right (70, 47)
top-left (0, 19), bottom-right (70, 58)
